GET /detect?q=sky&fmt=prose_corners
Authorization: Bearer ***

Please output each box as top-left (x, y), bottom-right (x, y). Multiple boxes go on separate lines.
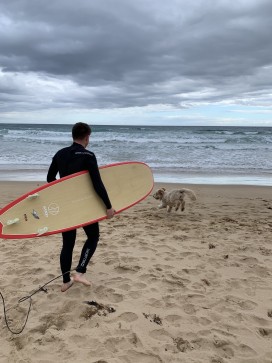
top-left (0, 0), bottom-right (272, 126)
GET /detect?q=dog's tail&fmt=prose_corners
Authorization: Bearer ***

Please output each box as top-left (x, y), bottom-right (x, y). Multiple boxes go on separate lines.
top-left (180, 189), bottom-right (197, 201)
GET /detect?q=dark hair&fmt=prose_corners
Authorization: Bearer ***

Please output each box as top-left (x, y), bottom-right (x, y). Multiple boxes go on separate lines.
top-left (72, 122), bottom-right (91, 139)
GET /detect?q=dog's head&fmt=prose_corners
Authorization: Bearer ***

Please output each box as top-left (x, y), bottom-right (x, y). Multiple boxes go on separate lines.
top-left (153, 188), bottom-right (166, 200)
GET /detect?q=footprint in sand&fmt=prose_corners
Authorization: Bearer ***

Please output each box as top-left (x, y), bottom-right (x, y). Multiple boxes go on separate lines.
top-left (134, 282), bottom-right (147, 289)
top-left (118, 312), bottom-right (138, 322)
top-left (238, 343), bottom-right (258, 358)
top-left (258, 327), bottom-right (272, 338)
top-left (212, 338), bottom-right (235, 359)
top-left (183, 303), bottom-right (197, 315)
top-left (95, 286), bottom-right (124, 303)
top-left (173, 337), bottom-right (193, 353)
top-left (114, 264), bottom-right (141, 274)
top-left (225, 295), bottom-right (257, 311)
top-left (149, 328), bottom-right (171, 341)
top-left (164, 314), bottom-right (182, 327)
top-left (117, 283), bottom-right (132, 291)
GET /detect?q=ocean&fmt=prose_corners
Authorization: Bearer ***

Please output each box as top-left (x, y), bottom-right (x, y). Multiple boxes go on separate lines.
top-left (0, 123), bottom-right (271, 185)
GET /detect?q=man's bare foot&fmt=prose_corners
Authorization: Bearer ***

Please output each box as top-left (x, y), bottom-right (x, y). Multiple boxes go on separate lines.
top-left (73, 273), bottom-right (91, 286)
top-left (61, 278), bottom-right (74, 292)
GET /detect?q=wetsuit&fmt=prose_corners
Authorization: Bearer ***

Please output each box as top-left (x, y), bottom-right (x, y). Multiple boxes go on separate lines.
top-left (47, 142), bottom-right (112, 283)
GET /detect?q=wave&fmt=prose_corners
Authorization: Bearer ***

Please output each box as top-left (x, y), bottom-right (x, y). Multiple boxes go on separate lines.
top-left (1, 124), bottom-right (272, 184)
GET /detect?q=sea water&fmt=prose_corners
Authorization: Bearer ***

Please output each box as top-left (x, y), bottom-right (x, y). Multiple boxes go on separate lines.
top-left (0, 123), bottom-right (271, 185)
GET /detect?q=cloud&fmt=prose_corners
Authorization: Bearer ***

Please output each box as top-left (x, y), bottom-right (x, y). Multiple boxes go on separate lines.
top-left (0, 0), bottom-right (272, 123)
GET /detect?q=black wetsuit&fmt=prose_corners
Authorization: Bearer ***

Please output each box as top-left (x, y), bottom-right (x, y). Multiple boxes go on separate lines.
top-left (47, 142), bottom-right (112, 283)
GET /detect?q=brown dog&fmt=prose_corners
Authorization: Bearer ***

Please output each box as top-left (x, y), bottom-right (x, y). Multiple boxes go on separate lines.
top-left (153, 187), bottom-right (196, 212)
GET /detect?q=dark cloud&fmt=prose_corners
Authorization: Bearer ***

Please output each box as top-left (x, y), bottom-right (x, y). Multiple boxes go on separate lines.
top-left (0, 0), bottom-right (272, 113)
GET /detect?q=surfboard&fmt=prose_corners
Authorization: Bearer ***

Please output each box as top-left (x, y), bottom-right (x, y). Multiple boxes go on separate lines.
top-left (0, 162), bottom-right (153, 239)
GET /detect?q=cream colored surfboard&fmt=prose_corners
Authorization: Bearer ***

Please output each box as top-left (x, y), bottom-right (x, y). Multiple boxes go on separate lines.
top-left (0, 162), bottom-right (154, 239)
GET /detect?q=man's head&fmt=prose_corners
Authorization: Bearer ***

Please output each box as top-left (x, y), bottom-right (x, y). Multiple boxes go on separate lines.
top-left (72, 122), bottom-right (91, 147)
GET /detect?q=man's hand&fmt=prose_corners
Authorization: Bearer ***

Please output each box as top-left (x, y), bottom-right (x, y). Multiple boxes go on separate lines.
top-left (106, 208), bottom-right (115, 219)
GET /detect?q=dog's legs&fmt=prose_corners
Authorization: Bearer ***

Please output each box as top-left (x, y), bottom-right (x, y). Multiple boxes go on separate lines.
top-left (181, 200), bottom-right (185, 211)
top-left (175, 202), bottom-right (180, 211)
top-left (167, 206), bottom-right (172, 213)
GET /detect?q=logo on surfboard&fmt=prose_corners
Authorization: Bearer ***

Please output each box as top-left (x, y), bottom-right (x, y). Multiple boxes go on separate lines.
top-left (42, 203), bottom-right (60, 217)
top-left (48, 203), bottom-right (60, 216)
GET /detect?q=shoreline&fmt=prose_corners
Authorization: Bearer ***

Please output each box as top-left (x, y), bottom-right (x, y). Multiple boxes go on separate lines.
top-left (1, 179), bottom-right (272, 188)
top-left (1, 165), bottom-right (272, 186)
top-left (0, 174), bottom-right (272, 186)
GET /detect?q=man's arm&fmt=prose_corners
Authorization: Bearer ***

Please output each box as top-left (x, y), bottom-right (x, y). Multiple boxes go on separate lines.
top-left (47, 156), bottom-right (58, 182)
top-left (86, 154), bottom-right (112, 210)
top-left (88, 159), bottom-right (115, 218)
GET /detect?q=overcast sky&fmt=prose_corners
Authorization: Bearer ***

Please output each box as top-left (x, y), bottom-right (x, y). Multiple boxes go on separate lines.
top-left (1, 0), bottom-right (272, 126)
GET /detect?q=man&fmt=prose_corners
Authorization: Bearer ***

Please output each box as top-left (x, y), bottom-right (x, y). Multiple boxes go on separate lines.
top-left (47, 122), bottom-right (115, 292)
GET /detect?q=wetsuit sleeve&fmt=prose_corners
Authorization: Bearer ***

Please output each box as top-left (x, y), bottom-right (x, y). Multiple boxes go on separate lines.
top-left (47, 156), bottom-right (59, 182)
top-left (86, 154), bottom-right (112, 209)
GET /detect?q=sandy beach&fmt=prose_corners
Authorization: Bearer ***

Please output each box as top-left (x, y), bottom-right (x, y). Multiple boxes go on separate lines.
top-left (1, 181), bottom-right (272, 363)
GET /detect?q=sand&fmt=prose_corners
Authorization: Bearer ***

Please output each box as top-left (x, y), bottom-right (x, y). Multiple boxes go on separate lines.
top-left (0, 181), bottom-right (272, 363)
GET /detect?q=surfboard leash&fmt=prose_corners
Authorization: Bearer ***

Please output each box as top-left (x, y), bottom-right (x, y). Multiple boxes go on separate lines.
top-left (0, 290), bottom-right (32, 335)
top-left (0, 269), bottom-right (75, 335)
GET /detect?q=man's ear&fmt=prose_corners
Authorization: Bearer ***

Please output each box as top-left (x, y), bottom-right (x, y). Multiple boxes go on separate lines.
top-left (85, 135), bottom-right (90, 147)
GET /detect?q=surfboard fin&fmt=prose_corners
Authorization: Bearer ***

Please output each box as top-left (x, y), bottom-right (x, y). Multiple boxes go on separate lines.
top-left (6, 218), bottom-right (20, 226)
top-left (37, 227), bottom-right (48, 236)
top-left (27, 193), bottom-right (39, 200)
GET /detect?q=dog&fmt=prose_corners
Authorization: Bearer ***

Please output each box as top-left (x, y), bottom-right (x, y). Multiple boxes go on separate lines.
top-left (153, 187), bottom-right (196, 212)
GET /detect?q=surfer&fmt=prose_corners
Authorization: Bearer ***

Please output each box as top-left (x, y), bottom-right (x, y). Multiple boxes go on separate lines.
top-left (47, 122), bottom-right (115, 292)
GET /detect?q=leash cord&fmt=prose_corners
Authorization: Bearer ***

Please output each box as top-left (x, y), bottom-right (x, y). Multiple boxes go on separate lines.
top-left (0, 290), bottom-right (31, 335)
top-left (0, 269), bottom-right (74, 335)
